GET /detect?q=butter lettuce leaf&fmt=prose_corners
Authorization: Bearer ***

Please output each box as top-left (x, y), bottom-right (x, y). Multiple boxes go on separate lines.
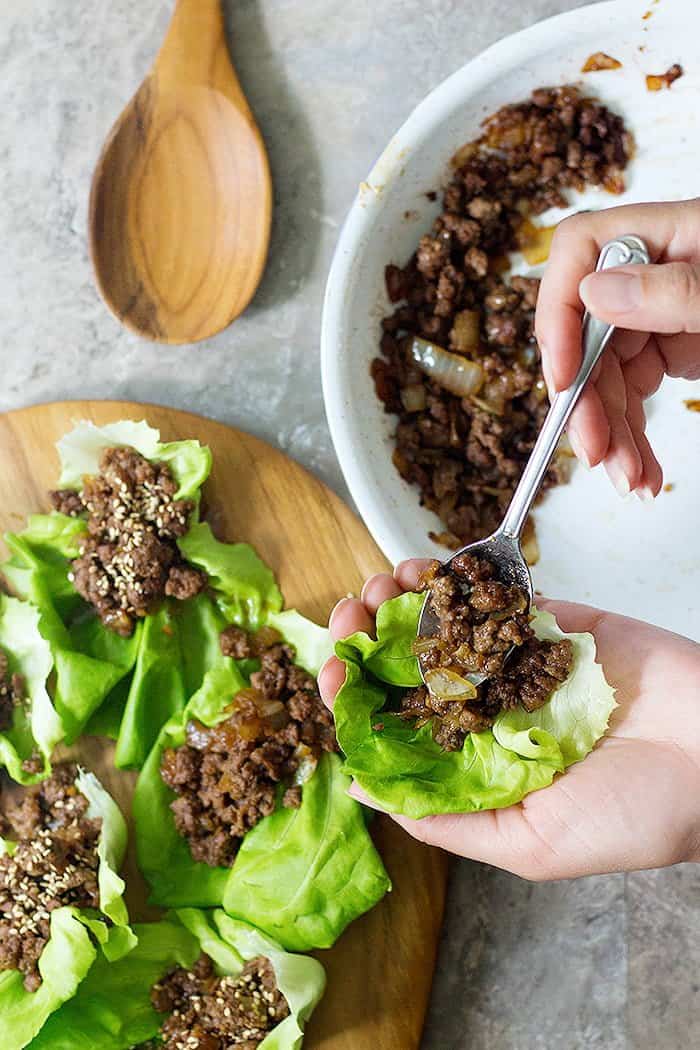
top-left (0, 594), bottom-right (62, 783)
top-left (0, 769), bottom-right (135, 1050)
top-left (29, 910), bottom-right (324, 1050)
top-left (3, 515), bottom-right (140, 742)
top-left (334, 594), bottom-right (616, 819)
top-left (53, 419), bottom-right (211, 504)
top-left (178, 522), bottom-right (283, 630)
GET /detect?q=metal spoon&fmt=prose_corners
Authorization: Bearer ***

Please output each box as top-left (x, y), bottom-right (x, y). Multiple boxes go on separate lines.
top-left (417, 234), bottom-right (651, 686)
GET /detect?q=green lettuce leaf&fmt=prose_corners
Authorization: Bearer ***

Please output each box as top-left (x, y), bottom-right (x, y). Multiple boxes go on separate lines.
top-left (29, 910), bottom-right (324, 1050)
top-left (334, 595), bottom-right (616, 819)
top-left (0, 769), bottom-right (135, 1050)
top-left (224, 750), bottom-right (391, 951)
top-left (134, 639), bottom-right (390, 950)
top-left (0, 594), bottom-right (62, 783)
top-left (178, 522), bottom-right (283, 629)
top-left (3, 516), bottom-right (140, 742)
top-left (53, 419), bottom-right (211, 504)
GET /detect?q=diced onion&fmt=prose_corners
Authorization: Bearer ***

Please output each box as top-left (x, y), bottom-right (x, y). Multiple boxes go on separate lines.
top-left (400, 383), bottom-right (427, 413)
top-left (451, 141), bottom-right (477, 168)
top-left (581, 52), bottom-right (622, 72)
top-left (412, 636), bottom-right (441, 656)
top-left (409, 337), bottom-right (484, 398)
top-left (518, 220), bottom-right (557, 266)
top-left (450, 309), bottom-right (481, 353)
top-left (425, 668), bottom-right (478, 702)
top-left (293, 743), bottom-right (318, 785)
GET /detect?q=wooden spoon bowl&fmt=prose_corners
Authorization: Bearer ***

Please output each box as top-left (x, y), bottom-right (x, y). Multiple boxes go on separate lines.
top-left (90, 0), bottom-right (272, 344)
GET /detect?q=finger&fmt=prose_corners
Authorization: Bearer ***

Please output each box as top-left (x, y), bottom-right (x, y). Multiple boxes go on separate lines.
top-left (347, 781), bottom-right (387, 812)
top-left (390, 806), bottom-right (564, 880)
top-left (621, 337), bottom-right (666, 399)
top-left (394, 558), bottom-right (433, 591)
top-left (535, 596), bottom-right (608, 635)
top-left (329, 597), bottom-right (374, 641)
top-left (536, 202), bottom-right (688, 392)
top-left (595, 353), bottom-right (643, 495)
top-left (318, 656), bottom-right (347, 709)
top-left (624, 381), bottom-right (663, 498)
top-left (361, 573), bottom-right (402, 616)
top-left (580, 260), bottom-right (700, 335)
top-left (566, 385), bottom-right (610, 468)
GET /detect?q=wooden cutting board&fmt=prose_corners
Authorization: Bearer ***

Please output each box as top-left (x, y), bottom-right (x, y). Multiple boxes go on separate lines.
top-left (0, 401), bottom-right (447, 1049)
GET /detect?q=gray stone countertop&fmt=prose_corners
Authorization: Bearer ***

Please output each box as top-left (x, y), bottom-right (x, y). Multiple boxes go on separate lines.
top-left (1, 2), bottom-right (697, 1047)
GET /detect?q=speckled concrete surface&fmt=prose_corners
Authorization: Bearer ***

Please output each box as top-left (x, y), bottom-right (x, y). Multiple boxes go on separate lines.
top-left (0, 2), bottom-right (697, 1047)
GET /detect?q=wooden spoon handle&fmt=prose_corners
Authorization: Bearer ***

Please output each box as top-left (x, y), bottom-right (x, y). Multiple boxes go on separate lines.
top-left (156, 0), bottom-right (233, 86)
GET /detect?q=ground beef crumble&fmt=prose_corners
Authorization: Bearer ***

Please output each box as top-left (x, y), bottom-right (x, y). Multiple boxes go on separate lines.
top-left (0, 646), bottom-right (26, 733)
top-left (50, 446), bottom-right (207, 637)
top-left (160, 628), bottom-right (337, 868)
top-left (373, 85), bottom-right (632, 549)
top-left (402, 554), bottom-right (573, 751)
top-left (148, 952), bottom-right (289, 1049)
top-left (0, 763), bottom-right (101, 991)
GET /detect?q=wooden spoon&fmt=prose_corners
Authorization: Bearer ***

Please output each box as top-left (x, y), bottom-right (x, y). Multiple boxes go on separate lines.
top-left (89, 0), bottom-right (272, 344)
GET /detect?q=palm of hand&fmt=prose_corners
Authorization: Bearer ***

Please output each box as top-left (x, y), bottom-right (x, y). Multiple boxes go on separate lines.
top-left (321, 572), bottom-right (700, 880)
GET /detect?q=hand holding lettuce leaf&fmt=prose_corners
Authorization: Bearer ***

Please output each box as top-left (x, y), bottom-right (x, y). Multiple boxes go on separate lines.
top-left (29, 909), bottom-right (325, 1050)
top-left (0, 768), bottom-right (135, 1050)
top-left (134, 612), bottom-right (390, 952)
top-left (332, 588), bottom-right (616, 819)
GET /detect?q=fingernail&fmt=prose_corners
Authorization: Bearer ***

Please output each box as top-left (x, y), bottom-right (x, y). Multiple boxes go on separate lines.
top-left (567, 427), bottom-right (592, 469)
top-left (580, 271), bottom-right (643, 314)
top-left (606, 461), bottom-right (631, 498)
top-left (329, 597), bottom-right (350, 625)
top-left (635, 486), bottom-right (655, 503)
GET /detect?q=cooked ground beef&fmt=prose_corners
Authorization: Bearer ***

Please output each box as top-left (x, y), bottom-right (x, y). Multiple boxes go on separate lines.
top-left (161, 630), bottom-right (338, 868)
top-left (0, 763), bottom-right (101, 991)
top-left (50, 446), bottom-right (208, 637)
top-left (150, 952), bottom-right (289, 1049)
top-left (373, 85), bottom-right (632, 548)
top-left (0, 646), bottom-right (26, 733)
top-left (403, 555), bottom-right (573, 750)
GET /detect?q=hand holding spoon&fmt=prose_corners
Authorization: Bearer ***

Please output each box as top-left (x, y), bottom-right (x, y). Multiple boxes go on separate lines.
top-left (417, 234), bottom-right (651, 685)
top-left (89, 0), bottom-right (272, 344)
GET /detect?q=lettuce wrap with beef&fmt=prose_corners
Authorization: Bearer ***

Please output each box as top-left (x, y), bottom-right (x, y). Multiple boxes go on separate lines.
top-left (0, 768), bottom-right (136, 1050)
top-left (134, 610), bottom-right (391, 952)
top-left (1, 421), bottom-right (223, 766)
top-left (333, 591), bottom-right (616, 818)
top-left (29, 908), bottom-right (325, 1050)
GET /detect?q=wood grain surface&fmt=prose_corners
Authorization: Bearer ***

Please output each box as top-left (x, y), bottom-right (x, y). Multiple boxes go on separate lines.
top-left (89, 0), bottom-right (272, 343)
top-left (0, 401), bottom-right (448, 1049)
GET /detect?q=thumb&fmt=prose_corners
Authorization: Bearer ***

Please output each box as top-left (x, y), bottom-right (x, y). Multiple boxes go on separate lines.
top-left (579, 261), bottom-right (700, 334)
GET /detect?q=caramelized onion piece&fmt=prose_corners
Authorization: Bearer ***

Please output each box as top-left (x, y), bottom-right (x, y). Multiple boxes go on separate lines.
top-left (400, 383), bottom-right (427, 413)
top-left (424, 668), bottom-right (478, 702)
top-left (518, 220), bottom-right (557, 265)
top-left (409, 337), bottom-right (484, 398)
top-left (412, 636), bottom-right (441, 656)
top-left (646, 64), bottom-right (683, 91)
top-left (293, 743), bottom-right (318, 785)
top-left (581, 52), bottom-right (622, 72)
top-left (450, 309), bottom-right (481, 353)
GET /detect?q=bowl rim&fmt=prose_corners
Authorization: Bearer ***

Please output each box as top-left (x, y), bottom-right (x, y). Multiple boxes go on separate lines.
top-left (320, 0), bottom-right (646, 566)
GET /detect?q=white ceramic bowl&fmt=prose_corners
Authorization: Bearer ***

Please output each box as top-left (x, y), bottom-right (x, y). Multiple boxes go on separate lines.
top-left (322, 0), bottom-right (700, 639)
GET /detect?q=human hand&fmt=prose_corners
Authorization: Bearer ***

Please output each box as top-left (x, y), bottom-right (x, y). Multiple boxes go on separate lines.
top-left (319, 559), bottom-right (700, 880)
top-left (536, 198), bottom-right (700, 499)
